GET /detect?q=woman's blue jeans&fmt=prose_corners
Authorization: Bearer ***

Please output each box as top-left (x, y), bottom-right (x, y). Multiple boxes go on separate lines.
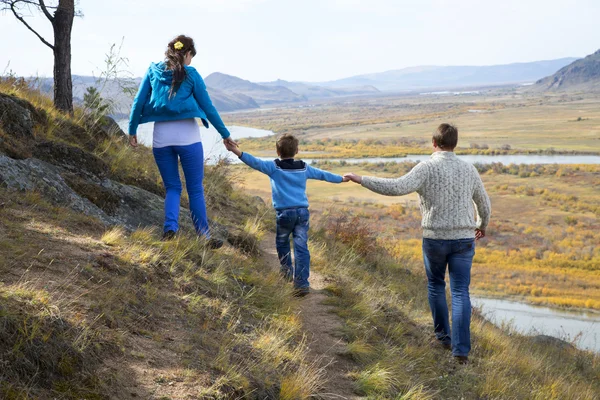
top-left (276, 207), bottom-right (310, 289)
top-left (152, 142), bottom-right (210, 237)
top-left (422, 238), bottom-right (475, 357)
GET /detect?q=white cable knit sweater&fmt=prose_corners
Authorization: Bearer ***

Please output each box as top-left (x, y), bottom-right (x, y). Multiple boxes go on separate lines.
top-left (361, 152), bottom-right (491, 240)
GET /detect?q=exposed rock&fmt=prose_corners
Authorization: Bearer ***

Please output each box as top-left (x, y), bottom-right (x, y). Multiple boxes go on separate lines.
top-left (0, 92), bottom-right (47, 139)
top-left (531, 335), bottom-right (575, 350)
top-left (33, 140), bottom-right (110, 178)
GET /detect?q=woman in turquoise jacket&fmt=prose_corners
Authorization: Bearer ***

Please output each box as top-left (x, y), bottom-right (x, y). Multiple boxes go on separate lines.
top-left (128, 35), bottom-right (235, 247)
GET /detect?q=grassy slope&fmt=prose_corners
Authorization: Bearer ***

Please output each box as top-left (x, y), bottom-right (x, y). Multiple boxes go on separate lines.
top-left (227, 160), bottom-right (600, 398)
top-left (0, 82), bottom-right (323, 399)
top-left (1, 81), bottom-right (599, 399)
top-left (235, 159), bottom-right (600, 312)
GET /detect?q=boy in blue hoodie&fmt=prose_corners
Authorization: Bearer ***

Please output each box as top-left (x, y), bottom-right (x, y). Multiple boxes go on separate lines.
top-left (225, 134), bottom-right (348, 296)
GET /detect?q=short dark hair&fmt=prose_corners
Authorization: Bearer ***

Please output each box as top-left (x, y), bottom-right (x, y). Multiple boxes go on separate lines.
top-left (276, 134), bottom-right (299, 158)
top-left (433, 123), bottom-right (458, 150)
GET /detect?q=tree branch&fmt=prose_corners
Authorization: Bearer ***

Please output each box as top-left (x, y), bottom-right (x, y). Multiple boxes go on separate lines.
top-left (38, 0), bottom-right (54, 22)
top-left (10, 2), bottom-right (54, 50)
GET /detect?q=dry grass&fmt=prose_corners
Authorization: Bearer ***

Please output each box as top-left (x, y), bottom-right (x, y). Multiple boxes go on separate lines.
top-left (309, 212), bottom-right (600, 399)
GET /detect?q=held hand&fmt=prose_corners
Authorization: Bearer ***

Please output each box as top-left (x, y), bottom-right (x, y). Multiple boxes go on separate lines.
top-left (129, 135), bottom-right (138, 148)
top-left (475, 229), bottom-right (486, 241)
top-left (343, 173), bottom-right (363, 184)
top-left (342, 176), bottom-right (350, 183)
top-left (223, 137), bottom-right (238, 148)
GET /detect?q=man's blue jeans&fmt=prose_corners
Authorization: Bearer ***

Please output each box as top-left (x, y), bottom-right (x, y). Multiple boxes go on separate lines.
top-left (422, 238), bottom-right (475, 357)
top-left (276, 207), bottom-right (310, 289)
top-left (152, 142), bottom-right (210, 237)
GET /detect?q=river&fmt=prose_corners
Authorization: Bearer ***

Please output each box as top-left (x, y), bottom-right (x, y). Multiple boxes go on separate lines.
top-left (474, 297), bottom-right (600, 352)
top-left (117, 120), bottom-right (600, 351)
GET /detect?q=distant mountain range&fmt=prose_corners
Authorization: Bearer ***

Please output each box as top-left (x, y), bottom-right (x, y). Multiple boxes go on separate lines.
top-left (317, 58), bottom-right (579, 91)
top-left (31, 56), bottom-right (585, 115)
top-left (533, 49), bottom-right (600, 92)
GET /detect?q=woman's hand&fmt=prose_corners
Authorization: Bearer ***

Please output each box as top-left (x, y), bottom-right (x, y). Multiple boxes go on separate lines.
top-left (344, 173), bottom-right (363, 184)
top-left (129, 135), bottom-right (138, 147)
top-left (223, 137), bottom-right (238, 148)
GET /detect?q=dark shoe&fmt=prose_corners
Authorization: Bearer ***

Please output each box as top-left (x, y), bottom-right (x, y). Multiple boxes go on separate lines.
top-left (454, 355), bottom-right (468, 364)
top-left (440, 342), bottom-right (452, 351)
top-left (207, 238), bottom-right (224, 250)
top-left (162, 230), bottom-right (176, 241)
top-left (293, 287), bottom-right (310, 297)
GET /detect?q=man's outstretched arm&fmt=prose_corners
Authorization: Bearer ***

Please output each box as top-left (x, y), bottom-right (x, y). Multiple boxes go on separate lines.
top-left (345, 162), bottom-right (428, 196)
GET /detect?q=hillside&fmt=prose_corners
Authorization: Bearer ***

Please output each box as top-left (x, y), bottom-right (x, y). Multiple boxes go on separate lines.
top-left (205, 72), bottom-right (306, 105)
top-left (261, 79), bottom-right (380, 100)
top-left (320, 58), bottom-right (579, 91)
top-left (1, 81), bottom-right (599, 398)
top-left (534, 49), bottom-right (600, 91)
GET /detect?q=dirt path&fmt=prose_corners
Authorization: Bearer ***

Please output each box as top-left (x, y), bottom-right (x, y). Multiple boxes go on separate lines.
top-left (259, 240), bottom-right (362, 400)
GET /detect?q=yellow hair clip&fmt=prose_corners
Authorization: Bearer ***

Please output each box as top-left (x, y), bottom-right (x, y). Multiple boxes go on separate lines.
top-left (174, 41), bottom-right (184, 50)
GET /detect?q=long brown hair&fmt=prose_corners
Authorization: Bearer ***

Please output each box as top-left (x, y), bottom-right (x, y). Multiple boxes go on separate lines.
top-left (165, 35), bottom-right (197, 98)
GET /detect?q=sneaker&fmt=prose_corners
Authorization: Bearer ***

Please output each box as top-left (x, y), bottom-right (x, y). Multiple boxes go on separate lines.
top-left (293, 287), bottom-right (310, 297)
top-left (162, 230), bottom-right (176, 241)
top-left (207, 238), bottom-right (224, 250)
top-left (453, 355), bottom-right (468, 364)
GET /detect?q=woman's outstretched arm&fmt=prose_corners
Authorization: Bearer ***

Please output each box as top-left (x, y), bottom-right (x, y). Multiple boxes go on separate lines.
top-left (190, 68), bottom-right (231, 140)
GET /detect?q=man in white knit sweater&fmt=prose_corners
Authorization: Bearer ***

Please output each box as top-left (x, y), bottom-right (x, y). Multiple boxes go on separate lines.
top-left (345, 123), bottom-right (491, 363)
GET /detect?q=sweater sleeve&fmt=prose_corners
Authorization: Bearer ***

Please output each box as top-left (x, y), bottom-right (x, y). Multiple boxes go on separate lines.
top-left (306, 165), bottom-right (343, 183)
top-left (191, 69), bottom-right (231, 139)
top-left (361, 162), bottom-right (428, 196)
top-left (472, 169), bottom-right (491, 231)
top-left (128, 66), bottom-right (152, 136)
top-left (239, 152), bottom-right (276, 176)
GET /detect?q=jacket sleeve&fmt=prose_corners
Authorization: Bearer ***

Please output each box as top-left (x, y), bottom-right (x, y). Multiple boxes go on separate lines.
top-left (128, 66), bottom-right (152, 136)
top-left (472, 168), bottom-right (491, 231)
top-left (361, 162), bottom-right (428, 196)
top-left (306, 165), bottom-right (343, 183)
top-left (191, 69), bottom-right (231, 139)
top-left (239, 152), bottom-right (276, 176)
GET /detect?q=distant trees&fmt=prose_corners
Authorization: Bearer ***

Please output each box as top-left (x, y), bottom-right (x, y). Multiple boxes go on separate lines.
top-left (1, 0), bottom-right (81, 113)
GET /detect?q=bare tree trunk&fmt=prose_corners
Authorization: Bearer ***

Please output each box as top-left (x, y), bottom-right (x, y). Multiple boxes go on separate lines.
top-left (52, 0), bottom-right (74, 113)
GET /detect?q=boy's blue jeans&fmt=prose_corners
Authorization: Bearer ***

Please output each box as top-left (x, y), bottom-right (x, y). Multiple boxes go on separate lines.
top-left (422, 238), bottom-right (475, 357)
top-left (152, 142), bottom-right (210, 237)
top-left (276, 207), bottom-right (310, 289)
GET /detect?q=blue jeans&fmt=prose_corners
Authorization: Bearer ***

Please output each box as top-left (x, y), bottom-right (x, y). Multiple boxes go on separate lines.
top-left (152, 142), bottom-right (210, 237)
top-left (276, 207), bottom-right (310, 289)
top-left (422, 238), bottom-right (475, 357)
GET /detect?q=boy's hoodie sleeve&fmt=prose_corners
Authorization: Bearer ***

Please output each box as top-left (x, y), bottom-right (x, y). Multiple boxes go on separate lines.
top-left (306, 165), bottom-right (344, 183)
top-left (239, 152), bottom-right (276, 176)
top-left (191, 69), bottom-right (231, 139)
top-left (128, 66), bottom-right (152, 136)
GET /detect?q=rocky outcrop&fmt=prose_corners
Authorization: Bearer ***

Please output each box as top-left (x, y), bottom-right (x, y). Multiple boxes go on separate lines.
top-left (0, 93), bottom-right (224, 236)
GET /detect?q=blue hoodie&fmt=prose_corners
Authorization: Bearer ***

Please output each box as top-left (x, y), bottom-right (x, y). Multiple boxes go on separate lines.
top-left (239, 152), bottom-right (343, 210)
top-left (128, 62), bottom-right (230, 139)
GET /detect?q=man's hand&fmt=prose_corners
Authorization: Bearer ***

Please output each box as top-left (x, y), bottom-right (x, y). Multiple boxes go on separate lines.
top-left (129, 135), bottom-right (138, 148)
top-left (341, 176), bottom-right (350, 182)
top-left (475, 229), bottom-right (486, 241)
top-left (343, 173), bottom-right (363, 184)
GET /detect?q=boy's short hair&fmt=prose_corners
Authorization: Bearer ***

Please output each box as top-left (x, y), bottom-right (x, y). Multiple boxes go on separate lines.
top-left (276, 134), bottom-right (299, 159)
top-left (433, 123), bottom-right (458, 150)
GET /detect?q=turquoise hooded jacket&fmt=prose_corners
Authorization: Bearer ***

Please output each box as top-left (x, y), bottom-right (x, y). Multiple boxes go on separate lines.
top-left (128, 62), bottom-right (230, 139)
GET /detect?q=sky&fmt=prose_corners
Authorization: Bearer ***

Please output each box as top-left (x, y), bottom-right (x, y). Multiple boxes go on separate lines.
top-left (0, 0), bottom-right (599, 82)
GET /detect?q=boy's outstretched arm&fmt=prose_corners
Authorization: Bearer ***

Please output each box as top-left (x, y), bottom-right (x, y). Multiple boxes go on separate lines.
top-left (225, 142), bottom-right (276, 176)
top-left (306, 165), bottom-right (347, 183)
